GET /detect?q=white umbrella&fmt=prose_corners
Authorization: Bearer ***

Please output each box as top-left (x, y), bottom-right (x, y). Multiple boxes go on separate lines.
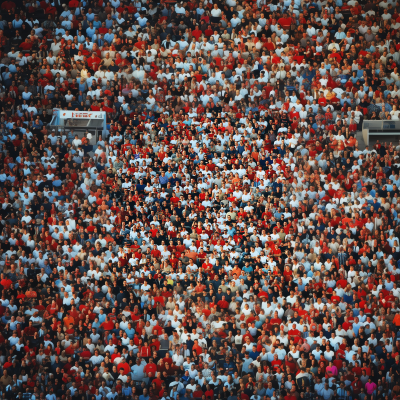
top-left (44, 85), bottom-right (55, 91)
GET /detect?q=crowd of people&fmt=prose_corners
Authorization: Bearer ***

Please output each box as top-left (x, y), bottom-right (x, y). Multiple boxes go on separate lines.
top-left (1, 0), bottom-right (400, 400)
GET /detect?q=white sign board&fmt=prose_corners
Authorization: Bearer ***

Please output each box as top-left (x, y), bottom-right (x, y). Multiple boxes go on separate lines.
top-left (60, 111), bottom-right (105, 119)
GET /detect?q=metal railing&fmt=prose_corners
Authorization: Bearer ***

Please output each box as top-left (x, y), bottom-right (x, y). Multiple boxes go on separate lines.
top-left (362, 120), bottom-right (400, 147)
top-left (47, 125), bottom-right (99, 146)
top-left (362, 120), bottom-right (400, 132)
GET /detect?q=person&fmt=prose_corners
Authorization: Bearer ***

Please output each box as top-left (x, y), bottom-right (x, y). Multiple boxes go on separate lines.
top-left (0, 0), bottom-right (398, 399)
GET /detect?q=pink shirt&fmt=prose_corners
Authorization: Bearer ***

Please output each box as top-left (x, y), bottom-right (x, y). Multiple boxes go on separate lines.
top-left (326, 365), bottom-right (338, 376)
top-left (365, 382), bottom-right (377, 395)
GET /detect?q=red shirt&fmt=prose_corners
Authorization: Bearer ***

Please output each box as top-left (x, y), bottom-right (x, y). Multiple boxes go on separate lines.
top-left (143, 362), bottom-right (157, 377)
top-left (217, 300), bottom-right (229, 309)
top-left (271, 359), bottom-right (282, 371)
top-left (19, 42), bottom-right (33, 50)
top-left (192, 29), bottom-right (203, 41)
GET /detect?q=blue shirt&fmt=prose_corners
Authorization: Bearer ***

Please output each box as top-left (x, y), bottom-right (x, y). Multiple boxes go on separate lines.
top-left (104, 33), bottom-right (114, 43)
top-left (297, 283), bottom-right (305, 291)
top-left (84, 73), bottom-right (95, 87)
top-left (249, 351), bottom-right (260, 359)
top-left (122, 387), bottom-right (132, 396)
top-left (266, 388), bottom-right (275, 398)
top-left (86, 27), bottom-right (96, 38)
top-left (126, 328), bottom-right (135, 338)
top-left (242, 357), bottom-right (254, 373)
top-left (353, 323), bottom-right (361, 336)
top-left (373, 201), bottom-right (381, 211)
top-left (159, 175), bottom-right (169, 184)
